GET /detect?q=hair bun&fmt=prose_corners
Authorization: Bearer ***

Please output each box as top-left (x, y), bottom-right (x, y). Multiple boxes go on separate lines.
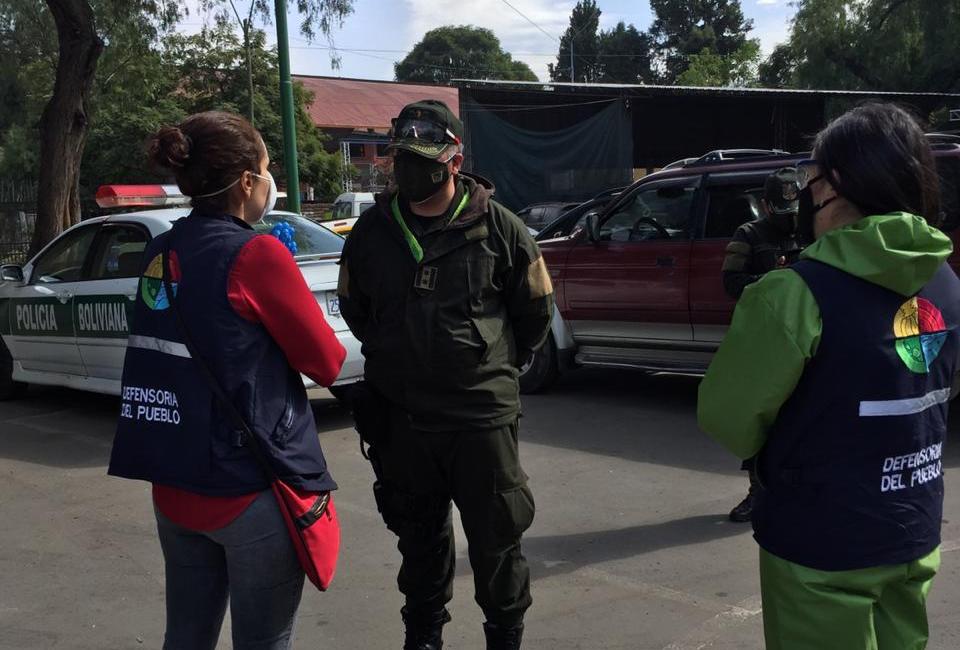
top-left (149, 126), bottom-right (192, 170)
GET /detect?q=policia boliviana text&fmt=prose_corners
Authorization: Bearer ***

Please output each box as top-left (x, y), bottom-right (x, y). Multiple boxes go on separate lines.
top-left (337, 100), bottom-right (553, 650)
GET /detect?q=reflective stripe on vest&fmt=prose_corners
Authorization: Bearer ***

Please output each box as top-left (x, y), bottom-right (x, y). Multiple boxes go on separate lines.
top-left (127, 334), bottom-right (192, 359)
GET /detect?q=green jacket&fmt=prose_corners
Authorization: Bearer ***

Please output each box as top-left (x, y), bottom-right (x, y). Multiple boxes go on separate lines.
top-left (338, 173), bottom-right (554, 432)
top-left (698, 212), bottom-right (954, 459)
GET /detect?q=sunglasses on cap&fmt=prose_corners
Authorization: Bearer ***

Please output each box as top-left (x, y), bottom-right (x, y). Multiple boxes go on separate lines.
top-left (390, 118), bottom-right (460, 145)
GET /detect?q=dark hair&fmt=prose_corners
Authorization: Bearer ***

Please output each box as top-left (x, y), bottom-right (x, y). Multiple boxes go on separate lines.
top-left (148, 111), bottom-right (266, 213)
top-left (813, 102), bottom-right (940, 223)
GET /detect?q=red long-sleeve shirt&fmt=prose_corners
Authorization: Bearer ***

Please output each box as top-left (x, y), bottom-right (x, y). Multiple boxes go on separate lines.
top-left (154, 234), bottom-right (346, 531)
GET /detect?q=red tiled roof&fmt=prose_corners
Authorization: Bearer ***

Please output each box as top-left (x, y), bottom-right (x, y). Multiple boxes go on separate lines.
top-left (294, 76), bottom-right (460, 130)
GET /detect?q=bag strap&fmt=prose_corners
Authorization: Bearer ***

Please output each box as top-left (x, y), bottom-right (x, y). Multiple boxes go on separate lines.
top-left (160, 233), bottom-right (278, 482)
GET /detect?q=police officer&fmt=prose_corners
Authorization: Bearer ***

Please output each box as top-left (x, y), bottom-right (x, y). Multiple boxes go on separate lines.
top-left (337, 100), bottom-right (553, 650)
top-left (722, 167), bottom-right (801, 522)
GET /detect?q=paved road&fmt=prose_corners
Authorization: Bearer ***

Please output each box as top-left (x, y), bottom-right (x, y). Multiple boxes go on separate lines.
top-left (1, 369), bottom-right (959, 649)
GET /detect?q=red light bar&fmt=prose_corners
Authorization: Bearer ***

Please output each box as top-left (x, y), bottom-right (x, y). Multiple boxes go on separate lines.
top-left (95, 184), bottom-right (190, 209)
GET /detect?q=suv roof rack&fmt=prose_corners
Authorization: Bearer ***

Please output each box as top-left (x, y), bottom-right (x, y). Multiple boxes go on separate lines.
top-left (686, 149), bottom-right (791, 167)
top-left (927, 133), bottom-right (960, 142)
top-left (927, 133), bottom-right (960, 151)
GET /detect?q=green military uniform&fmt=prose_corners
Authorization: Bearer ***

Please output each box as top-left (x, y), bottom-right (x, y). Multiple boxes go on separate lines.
top-left (721, 168), bottom-right (803, 302)
top-left (338, 161), bottom-right (553, 645)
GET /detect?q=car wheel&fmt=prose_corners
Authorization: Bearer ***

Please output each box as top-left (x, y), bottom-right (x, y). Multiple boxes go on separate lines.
top-left (0, 339), bottom-right (26, 401)
top-left (519, 334), bottom-right (559, 394)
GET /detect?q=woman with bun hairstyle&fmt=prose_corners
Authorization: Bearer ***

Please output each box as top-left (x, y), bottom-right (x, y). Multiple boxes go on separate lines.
top-left (109, 111), bottom-right (346, 650)
top-left (699, 102), bottom-right (960, 649)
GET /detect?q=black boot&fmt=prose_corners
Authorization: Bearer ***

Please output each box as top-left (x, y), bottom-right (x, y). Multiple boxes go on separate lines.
top-left (402, 607), bottom-right (451, 650)
top-left (483, 622), bottom-right (524, 650)
top-left (728, 489), bottom-right (754, 523)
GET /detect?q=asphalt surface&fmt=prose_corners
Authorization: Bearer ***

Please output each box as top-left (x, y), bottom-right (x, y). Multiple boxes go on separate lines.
top-left (2, 368), bottom-right (960, 649)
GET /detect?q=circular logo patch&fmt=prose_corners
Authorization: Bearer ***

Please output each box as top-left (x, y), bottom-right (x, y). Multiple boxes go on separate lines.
top-left (893, 297), bottom-right (947, 374)
top-left (141, 252), bottom-right (179, 311)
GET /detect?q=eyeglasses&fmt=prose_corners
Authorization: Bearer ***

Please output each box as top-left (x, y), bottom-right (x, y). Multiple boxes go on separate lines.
top-left (796, 159), bottom-right (824, 191)
top-left (390, 118), bottom-right (459, 145)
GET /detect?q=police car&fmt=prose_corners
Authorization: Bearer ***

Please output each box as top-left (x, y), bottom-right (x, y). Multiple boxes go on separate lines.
top-left (0, 184), bottom-right (363, 400)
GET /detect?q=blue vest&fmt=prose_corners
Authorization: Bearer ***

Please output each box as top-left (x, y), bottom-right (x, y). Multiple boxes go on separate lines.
top-left (753, 260), bottom-right (960, 570)
top-left (108, 213), bottom-right (336, 496)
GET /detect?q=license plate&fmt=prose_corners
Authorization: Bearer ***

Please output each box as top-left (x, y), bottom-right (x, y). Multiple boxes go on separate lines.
top-left (325, 292), bottom-right (340, 316)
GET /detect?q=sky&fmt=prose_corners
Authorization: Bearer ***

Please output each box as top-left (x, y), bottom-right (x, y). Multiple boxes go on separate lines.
top-left (183, 0), bottom-right (797, 83)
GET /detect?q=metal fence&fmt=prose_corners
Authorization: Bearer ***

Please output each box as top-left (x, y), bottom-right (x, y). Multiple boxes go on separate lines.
top-left (0, 180), bottom-right (37, 265)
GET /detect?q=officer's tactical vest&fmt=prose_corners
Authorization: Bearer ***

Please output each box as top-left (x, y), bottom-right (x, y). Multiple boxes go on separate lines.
top-left (108, 213), bottom-right (336, 496)
top-left (754, 259), bottom-right (960, 571)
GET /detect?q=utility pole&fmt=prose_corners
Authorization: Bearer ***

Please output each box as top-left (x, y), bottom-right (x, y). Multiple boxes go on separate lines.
top-left (570, 37), bottom-right (574, 83)
top-left (274, 0), bottom-right (301, 213)
top-left (228, 1), bottom-right (256, 125)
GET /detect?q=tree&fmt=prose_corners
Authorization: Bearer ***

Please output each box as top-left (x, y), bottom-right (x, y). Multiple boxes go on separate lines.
top-left (773, 0), bottom-right (960, 93)
top-left (649, 0), bottom-right (754, 84)
top-left (6, 0), bottom-right (355, 255)
top-left (757, 43), bottom-right (798, 89)
top-left (676, 39), bottom-right (760, 87)
top-left (163, 24), bottom-right (345, 200)
top-left (597, 21), bottom-right (655, 84)
top-left (549, 0), bottom-right (602, 83)
top-left (395, 25), bottom-right (537, 84)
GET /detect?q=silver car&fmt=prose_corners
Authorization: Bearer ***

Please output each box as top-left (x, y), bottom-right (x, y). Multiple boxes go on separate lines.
top-left (0, 204), bottom-right (363, 399)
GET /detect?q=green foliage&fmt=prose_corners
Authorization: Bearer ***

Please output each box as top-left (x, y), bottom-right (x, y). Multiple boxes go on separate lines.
top-left (677, 39), bottom-right (761, 87)
top-left (774, 0), bottom-right (960, 94)
top-left (549, 0), bottom-right (602, 82)
top-left (0, 4), bottom-right (346, 202)
top-left (0, 0), bottom-right (353, 207)
top-left (649, 0), bottom-right (754, 84)
top-left (548, 4), bottom-right (655, 85)
top-left (394, 25), bottom-right (537, 83)
top-left (596, 22), bottom-right (656, 84)
top-left (162, 23), bottom-right (344, 199)
top-left (757, 43), bottom-right (798, 89)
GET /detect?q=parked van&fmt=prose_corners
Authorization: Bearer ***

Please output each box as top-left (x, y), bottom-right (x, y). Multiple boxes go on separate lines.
top-left (324, 192), bottom-right (376, 236)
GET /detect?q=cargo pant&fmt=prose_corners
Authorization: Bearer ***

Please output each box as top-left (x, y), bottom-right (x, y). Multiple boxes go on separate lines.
top-left (760, 546), bottom-right (940, 650)
top-left (370, 408), bottom-right (535, 628)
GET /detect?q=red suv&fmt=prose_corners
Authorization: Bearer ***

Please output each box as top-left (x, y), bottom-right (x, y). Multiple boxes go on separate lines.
top-left (520, 140), bottom-right (960, 393)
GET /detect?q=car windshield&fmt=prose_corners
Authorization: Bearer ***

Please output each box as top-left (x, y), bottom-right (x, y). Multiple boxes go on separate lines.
top-left (254, 213), bottom-right (344, 259)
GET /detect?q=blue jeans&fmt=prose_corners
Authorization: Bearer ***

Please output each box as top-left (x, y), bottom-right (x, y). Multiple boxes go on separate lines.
top-left (155, 490), bottom-right (305, 650)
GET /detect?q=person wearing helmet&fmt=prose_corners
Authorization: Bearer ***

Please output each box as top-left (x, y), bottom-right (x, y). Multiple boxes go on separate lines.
top-left (721, 167), bottom-right (803, 522)
top-left (337, 100), bottom-right (553, 650)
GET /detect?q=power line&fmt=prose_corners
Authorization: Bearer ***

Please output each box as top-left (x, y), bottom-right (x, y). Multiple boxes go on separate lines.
top-left (290, 43), bottom-right (652, 60)
top-left (499, 0), bottom-right (558, 42)
top-left (297, 46), bottom-right (542, 77)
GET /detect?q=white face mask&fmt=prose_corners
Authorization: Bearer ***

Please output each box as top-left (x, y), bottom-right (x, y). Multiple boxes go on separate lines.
top-left (251, 172), bottom-right (277, 223)
top-left (194, 170), bottom-right (277, 223)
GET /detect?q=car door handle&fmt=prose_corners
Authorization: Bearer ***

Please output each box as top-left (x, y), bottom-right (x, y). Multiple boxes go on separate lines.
top-left (656, 256), bottom-right (675, 268)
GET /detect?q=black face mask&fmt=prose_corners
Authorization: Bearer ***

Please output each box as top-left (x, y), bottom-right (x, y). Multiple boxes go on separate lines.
top-left (394, 153), bottom-right (450, 203)
top-left (797, 176), bottom-right (837, 245)
top-left (767, 210), bottom-right (797, 235)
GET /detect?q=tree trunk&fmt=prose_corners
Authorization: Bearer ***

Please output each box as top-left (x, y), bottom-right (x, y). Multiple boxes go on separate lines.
top-left (30, 0), bottom-right (103, 257)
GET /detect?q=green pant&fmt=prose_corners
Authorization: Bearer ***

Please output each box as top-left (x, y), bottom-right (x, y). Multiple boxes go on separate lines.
top-left (760, 546), bottom-right (940, 650)
top-left (371, 410), bottom-right (535, 628)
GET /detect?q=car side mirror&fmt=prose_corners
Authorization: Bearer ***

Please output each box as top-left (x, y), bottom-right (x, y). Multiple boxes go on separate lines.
top-left (0, 264), bottom-right (24, 283)
top-left (585, 213), bottom-right (601, 242)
